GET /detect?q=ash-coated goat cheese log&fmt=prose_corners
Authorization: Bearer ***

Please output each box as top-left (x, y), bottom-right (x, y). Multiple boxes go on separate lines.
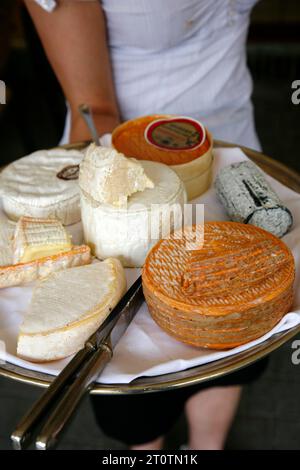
top-left (214, 161), bottom-right (293, 238)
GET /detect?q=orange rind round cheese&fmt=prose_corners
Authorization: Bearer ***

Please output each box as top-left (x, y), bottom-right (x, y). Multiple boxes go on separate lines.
top-left (142, 222), bottom-right (295, 349)
top-left (112, 115), bottom-right (212, 166)
top-left (112, 115), bottom-right (214, 200)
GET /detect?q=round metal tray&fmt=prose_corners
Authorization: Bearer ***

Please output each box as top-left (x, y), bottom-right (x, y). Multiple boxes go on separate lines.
top-left (1, 140), bottom-right (299, 395)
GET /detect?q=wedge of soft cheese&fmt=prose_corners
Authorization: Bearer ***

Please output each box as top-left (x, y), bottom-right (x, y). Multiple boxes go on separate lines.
top-left (0, 215), bottom-right (15, 266)
top-left (17, 259), bottom-right (126, 362)
top-left (0, 216), bottom-right (90, 289)
top-left (13, 217), bottom-right (72, 264)
top-left (0, 244), bottom-right (91, 289)
top-left (79, 144), bottom-right (154, 208)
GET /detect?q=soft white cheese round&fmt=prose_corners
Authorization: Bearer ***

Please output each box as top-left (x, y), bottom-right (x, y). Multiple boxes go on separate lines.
top-left (0, 148), bottom-right (83, 225)
top-left (80, 160), bottom-right (187, 267)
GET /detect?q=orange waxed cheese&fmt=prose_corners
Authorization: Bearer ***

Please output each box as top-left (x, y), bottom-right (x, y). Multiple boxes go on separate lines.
top-left (142, 222), bottom-right (295, 350)
top-left (112, 115), bottom-right (211, 166)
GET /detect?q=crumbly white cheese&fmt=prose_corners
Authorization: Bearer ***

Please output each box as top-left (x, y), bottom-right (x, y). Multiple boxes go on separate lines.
top-left (0, 148), bottom-right (83, 225)
top-left (79, 144), bottom-right (154, 208)
top-left (80, 160), bottom-right (187, 267)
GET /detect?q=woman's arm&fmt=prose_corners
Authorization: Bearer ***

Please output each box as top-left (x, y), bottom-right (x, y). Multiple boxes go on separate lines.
top-left (24, 0), bottom-right (120, 142)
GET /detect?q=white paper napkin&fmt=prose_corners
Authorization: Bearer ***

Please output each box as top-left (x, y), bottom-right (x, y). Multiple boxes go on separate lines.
top-left (0, 148), bottom-right (299, 384)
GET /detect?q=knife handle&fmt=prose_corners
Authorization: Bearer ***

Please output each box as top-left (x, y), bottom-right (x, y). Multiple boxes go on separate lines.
top-left (78, 104), bottom-right (100, 146)
top-left (11, 347), bottom-right (93, 450)
top-left (35, 342), bottom-right (112, 450)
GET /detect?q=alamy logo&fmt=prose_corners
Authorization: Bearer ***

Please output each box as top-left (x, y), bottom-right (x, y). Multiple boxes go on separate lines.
top-left (291, 340), bottom-right (300, 365)
top-left (291, 80), bottom-right (300, 105)
top-left (0, 80), bottom-right (6, 104)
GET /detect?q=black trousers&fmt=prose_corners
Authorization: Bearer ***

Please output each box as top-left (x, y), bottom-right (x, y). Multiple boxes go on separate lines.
top-left (91, 357), bottom-right (268, 445)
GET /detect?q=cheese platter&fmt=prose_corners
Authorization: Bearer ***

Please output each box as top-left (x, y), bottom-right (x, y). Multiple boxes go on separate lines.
top-left (0, 138), bottom-right (300, 395)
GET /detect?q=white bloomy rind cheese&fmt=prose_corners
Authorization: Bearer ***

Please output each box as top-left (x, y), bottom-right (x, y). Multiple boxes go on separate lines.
top-left (17, 259), bottom-right (126, 362)
top-left (0, 244), bottom-right (91, 289)
top-left (0, 148), bottom-right (83, 225)
top-left (0, 216), bottom-right (91, 289)
top-left (80, 158), bottom-right (187, 267)
top-left (0, 214), bottom-right (15, 266)
top-left (79, 144), bottom-right (154, 207)
top-left (13, 217), bottom-right (72, 264)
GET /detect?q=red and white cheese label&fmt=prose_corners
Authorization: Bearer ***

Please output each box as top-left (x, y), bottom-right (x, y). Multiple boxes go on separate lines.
top-left (144, 116), bottom-right (206, 151)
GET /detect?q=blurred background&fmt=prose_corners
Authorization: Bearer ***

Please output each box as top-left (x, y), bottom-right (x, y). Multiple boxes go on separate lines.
top-left (0, 0), bottom-right (300, 450)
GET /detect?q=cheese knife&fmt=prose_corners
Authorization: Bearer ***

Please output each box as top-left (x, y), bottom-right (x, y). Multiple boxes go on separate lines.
top-left (11, 275), bottom-right (143, 451)
top-left (78, 104), bottom-right (101, 146)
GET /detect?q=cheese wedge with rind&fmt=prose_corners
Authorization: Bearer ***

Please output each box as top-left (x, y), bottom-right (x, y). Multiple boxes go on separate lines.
top-left (13, 217), bottom-right (72, 264)
top-left (17, 259), bottom-right (126, 362)
top-left (0, 244), bottom-right (91, 289)
top-left (0, 215), bottom-right (15, 266)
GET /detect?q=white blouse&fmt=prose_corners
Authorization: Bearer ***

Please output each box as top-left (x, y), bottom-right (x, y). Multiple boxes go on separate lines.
top-left (34, 0), bottom-right (261, 149)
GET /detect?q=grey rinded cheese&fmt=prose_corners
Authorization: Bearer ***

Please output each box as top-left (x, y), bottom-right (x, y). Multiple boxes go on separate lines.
top-left (214, 161), bottom-right (293, 238)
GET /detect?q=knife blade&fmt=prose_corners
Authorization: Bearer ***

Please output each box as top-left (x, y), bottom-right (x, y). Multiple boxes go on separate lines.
top-left (87, 275), bottom-right (143, 350)
top-left (11, 275), bottom-right (143, 450)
